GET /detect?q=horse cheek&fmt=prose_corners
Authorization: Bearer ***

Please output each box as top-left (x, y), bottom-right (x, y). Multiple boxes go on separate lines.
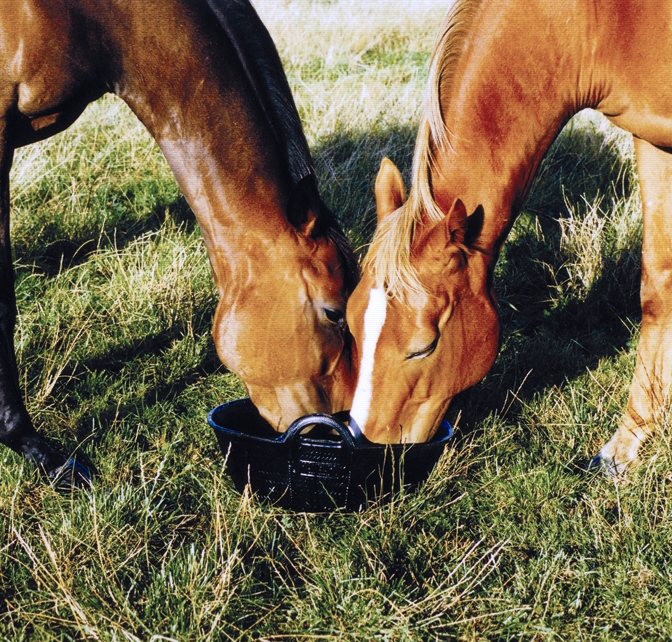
top-left (465, 296), bottom-right (500, 390)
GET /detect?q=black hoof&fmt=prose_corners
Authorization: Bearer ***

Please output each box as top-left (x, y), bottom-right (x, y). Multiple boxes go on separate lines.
top-left (580, 455), bottom-right (605, 472)
top-left (579, 454), bottom-right (625, 478)
top-left (19, 433), bottom-right (95, 490)
top-left (48, 456), bottom-right (94, 491)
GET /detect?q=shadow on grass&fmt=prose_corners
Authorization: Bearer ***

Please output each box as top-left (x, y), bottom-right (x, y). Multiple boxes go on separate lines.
top-left (454, 246), bottom-right (639, 436)
top-left (14, 194), bottom-right (196, 277)
top-left (72, 349), bottom-right (224, 442)
top-left (46, 307), bottom-right (224, 441)
top-left (312, 122), bottom-right (418, 249)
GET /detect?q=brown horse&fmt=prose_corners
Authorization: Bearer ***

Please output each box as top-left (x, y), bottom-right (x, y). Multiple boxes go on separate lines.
top-left (0, 0), bottom-right (356, 485)
top-left (345, 0), bottom-right (671, 473)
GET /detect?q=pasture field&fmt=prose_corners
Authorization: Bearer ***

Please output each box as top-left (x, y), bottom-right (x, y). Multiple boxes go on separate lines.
top-left (1, 0), bottom-right (671, 639)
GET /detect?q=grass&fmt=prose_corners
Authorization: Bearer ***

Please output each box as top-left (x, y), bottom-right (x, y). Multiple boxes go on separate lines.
top-left (1, 0), bottom-right (671, 639)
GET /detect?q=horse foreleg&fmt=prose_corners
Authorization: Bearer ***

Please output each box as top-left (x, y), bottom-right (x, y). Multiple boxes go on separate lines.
top-left (0, 124), bottom-right (90, 488)
top-left (594, 138), bottom-right (672, 474)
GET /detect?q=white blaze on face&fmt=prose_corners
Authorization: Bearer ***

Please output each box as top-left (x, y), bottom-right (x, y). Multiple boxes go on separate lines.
top-left (350, 287), bottom-right (387, 431)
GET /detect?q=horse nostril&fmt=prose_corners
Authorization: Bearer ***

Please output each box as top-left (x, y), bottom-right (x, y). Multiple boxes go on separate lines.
top-left (324, 307), bottom-right (346, 329)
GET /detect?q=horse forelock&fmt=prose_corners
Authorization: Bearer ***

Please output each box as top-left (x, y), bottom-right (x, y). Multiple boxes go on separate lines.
top-left (363, 0), bottom-right (482, 302)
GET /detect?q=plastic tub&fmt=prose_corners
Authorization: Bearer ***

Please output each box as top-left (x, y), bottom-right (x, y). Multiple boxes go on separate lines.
top-left (208, 398), bottom-right (453, 512)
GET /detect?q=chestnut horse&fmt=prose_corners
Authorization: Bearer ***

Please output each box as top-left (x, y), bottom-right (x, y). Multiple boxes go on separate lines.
top-left (346, 0), bottom-right (670, 473)
top-left (0, 0), bottom-right (356, 486)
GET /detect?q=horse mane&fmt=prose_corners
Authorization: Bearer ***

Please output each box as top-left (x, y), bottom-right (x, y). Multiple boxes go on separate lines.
top-left (204, 0), bottom-right (313, 184)
top-left (204, 0), bottom-right (359, 289)
top-left (363, 0), bottom-right (482, 301)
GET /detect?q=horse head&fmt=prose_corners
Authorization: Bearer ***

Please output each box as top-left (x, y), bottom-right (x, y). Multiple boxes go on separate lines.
top-left (346, 158), bottom-right (499, 443)
top-left (212, 176), bottom-right (357, 431)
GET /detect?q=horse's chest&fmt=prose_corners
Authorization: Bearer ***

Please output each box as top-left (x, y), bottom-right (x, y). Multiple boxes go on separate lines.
top-left (1, 1), bottom-right (94, 120)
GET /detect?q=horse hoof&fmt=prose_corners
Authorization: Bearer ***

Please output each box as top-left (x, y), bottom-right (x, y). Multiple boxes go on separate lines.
top-left (580, 454), bottom-right (627, 478)
top-left (582, 455), bottom-right (605, 472)
top-left (49, 456), bottom-right (94, 491)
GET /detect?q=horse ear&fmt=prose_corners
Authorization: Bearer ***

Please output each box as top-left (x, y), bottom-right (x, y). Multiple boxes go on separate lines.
top-left (288, 176), bottom-right (321, 238)
top-left (448, 198), bottom-right (468, 245)
top-left (423, 198), bottom-right (468, 254)
top-left (375, 157), bottom-right (406, 223)
top-left (296, 209), bottom-right (318, 237)
top-left (420, 198), bottom-right (469, 262)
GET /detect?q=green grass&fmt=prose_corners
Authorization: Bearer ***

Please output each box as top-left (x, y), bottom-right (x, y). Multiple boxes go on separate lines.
top-left (1, 1), bottom-right (671, 639)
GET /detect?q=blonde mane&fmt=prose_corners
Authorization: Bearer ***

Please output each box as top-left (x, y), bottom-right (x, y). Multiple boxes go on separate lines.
top-left (363, 0), bottom-right (482, 301)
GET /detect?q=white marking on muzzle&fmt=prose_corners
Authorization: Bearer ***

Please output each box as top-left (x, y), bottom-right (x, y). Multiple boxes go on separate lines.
top-left (350, 288), bottom-right (387, 431)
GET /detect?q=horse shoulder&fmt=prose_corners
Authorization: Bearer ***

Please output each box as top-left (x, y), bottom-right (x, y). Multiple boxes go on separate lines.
top-left (0, 0), bottom-right (108, 143)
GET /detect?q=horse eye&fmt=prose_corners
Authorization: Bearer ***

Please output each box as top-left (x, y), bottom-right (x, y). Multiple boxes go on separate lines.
top-left (323, 307), bottom-right (345, 329)
top-left (406, 335), bottom-right (439, 360)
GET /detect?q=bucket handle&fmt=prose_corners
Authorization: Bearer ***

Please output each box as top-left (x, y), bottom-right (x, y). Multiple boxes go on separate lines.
top-left (283, 413), bottom-right (363, 447)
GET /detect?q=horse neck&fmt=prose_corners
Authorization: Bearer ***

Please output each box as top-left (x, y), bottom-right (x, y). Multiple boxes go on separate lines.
top-left (110, 1), bottom-right (293, 291)
top-left (429, 0), bottom-right (602, 257)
